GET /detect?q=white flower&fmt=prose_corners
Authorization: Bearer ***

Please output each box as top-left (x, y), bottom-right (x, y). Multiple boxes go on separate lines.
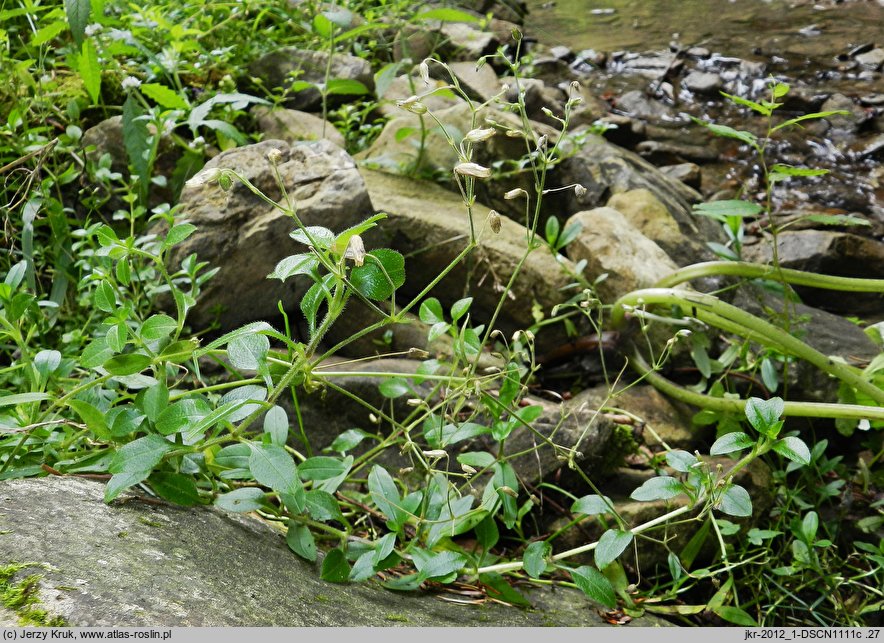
top-left (121, 76), bottom-right (141, 90)
top-left (84, 23), bottom-right (102, 37)
top-left (504, 188), bottom-right (527, 200)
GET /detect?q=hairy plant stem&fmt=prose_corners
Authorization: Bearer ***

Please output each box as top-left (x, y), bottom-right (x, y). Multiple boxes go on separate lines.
top-left (628, 349), bottom-right (884, 422)
top-left (612, 288), bottom-right (884, 407)
top-left (655, 261), bottom-right (884, 292)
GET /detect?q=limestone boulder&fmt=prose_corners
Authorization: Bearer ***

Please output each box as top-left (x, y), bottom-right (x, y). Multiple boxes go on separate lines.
top-left (0, 477), bottom-right (671, 626)
top-left (253, 106), bottom-right (346, 149)
top-left (168, 139), bottom-right (374, 331)
top-left (742, 230), bottom-right (884, 314)
top-left (360, 169), bottom-right (575, 350)
top-left (564, 207), bottom-right (679, 302)
top-left (248, 48), bottom-right (374, 111)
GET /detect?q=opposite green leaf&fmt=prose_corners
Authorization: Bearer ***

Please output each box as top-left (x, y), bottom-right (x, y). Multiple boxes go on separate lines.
top-left (570, 565), bottom-right (616, 608)
top-left (595, 529), bottom-right (633, 570)
top-left (523, 541), bottom-right (550, 579)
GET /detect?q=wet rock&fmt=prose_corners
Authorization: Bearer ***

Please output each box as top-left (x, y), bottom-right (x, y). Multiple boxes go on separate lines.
top-left (732, 286), bottom-right (881, 403)
top-left (682, 70), bottom-right (723, 94)
top-left (361, 169), bottom-right (575, 349)
top-left (742, 230), bottom-right (884, 314)
top-left (553, 130), bottom-right (718, 246)
top-left (659, 163), bottom-right (702, 190)
top-left (248, 48), bottom-right (374, 111)
top-left (168, 139), bottom-right (374, 331)
top-left (855, 47), bottom-right (884, 70)
top-left (686, 46), bottom-right (711, 59)
top-left (821, 93), bottom-right (867, 137)
top-left (614, 89), bottom-right (674, 120)
top-left (253, 106), bottom-right (346, 149)
top-left (635, 139), bottom-right (719, 164)
top-left (0, 477), bottom-right (671, 626)
top-left (856, 132), bottom-right (884, 159)
top-left (611, 51), bottom-right (679, 79)
top-left (564, 207), bottom-right (679, 301)
top-left (549, 45), bottom-right (574, 62)
top-left (439, 22), bottom-right (496, 60)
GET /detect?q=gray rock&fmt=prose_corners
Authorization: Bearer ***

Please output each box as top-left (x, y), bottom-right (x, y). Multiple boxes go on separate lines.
top-left (439, 22), bottom-right (496, 60)
top-left (614, 90), bottom-right (674, 120)
top-left (682, 70), bottom-right (723, 94)
top-left (635, 139), bottom-right (719, 163)
top-left (253, 106), bottom-right (346, 149)
top-left (445, 61), bottom-right (503, 103)
top-left (376, 73), bottom-right (465, 118)
top-left (565, 207), bottom-right (679, 302)
top-left (0, 477), bottom-right (671, 626)
top-left (82, 116), bottom-right (181, 207)
top-left (820, 93), bottom-right (867, 137)
top-left (856, 47), bottom-right (884, 70)
top-left (361, 169), bottom-right (575, 350)
top-left (168, 139), bottom-right (374, 331)
top-left (248, 48), bottom-right (374, 111)
top-left (741, 230), bottom-right (884, 314)
top-left (606, 189), bottom-right (683, 246)
top-left (554, 130), bottom-right (719, 248)
top-left (659, 162), bottom-right (702, 190)
top-left (731, 286), bottom-right (881, 403)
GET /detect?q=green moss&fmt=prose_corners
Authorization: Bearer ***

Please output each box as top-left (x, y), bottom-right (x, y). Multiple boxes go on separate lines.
top-left (602, 423), bottom-right (639, 474)
top-left (138, 517), bottom-right (162, 528)
top-left (384, 613), bottom-right (409, 622)
top-left (0, 563), bottom-right (66, 627)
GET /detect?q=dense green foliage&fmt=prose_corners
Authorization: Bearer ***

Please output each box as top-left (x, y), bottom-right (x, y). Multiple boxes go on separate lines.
top-left (1, 0), bottom-right (881, 627)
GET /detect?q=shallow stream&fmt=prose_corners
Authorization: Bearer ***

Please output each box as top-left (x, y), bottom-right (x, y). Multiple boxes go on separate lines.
top-left (525, 0), bottom-right (884, 227)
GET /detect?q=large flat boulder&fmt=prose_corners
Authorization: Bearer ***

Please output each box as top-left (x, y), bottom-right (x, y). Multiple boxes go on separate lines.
top-left (168, 139), bottom-right (374, 331)
top-left (0, 477), bottom-right (670, 627)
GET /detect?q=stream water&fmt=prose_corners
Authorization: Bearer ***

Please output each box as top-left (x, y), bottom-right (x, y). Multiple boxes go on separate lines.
top-left (526, 0), bottom-right (883, 59)
top-left (524, 0), bottom-right (884, 232)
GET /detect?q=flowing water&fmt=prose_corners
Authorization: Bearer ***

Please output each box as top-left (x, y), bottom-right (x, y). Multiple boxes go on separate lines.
top-left (526, 0), bottom-right (883, 62)
top-left (524, 0), bottom-right (884, 225)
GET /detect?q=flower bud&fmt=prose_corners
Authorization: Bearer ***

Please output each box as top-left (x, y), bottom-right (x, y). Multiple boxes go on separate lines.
top-left (489, 210), bottom-right (502, 233)
top-left (574, 184), bottom-right (587, 197)
top-left (266, 148), bottom-right (284, 165)
top-left (184, 167), bottom-right (222, 188)
top-left (504, 188), bottom-right (527, 200)
top-left (461, 463), bottom-right (477, 475)
top-left (397, 96), bottom-right (427, 114)
top-left (343, 234), bottom-right (366, 267)
top-left (422, 449), bottom-right (447, 459)
top-left (419, 60), bottom-right (431, 85)
top-left (464, 127), bottom-right (495, 143)
top-left (454, 162), bottom-right (491, 179)
top-left (496, 485), bottom-right (518, 498)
